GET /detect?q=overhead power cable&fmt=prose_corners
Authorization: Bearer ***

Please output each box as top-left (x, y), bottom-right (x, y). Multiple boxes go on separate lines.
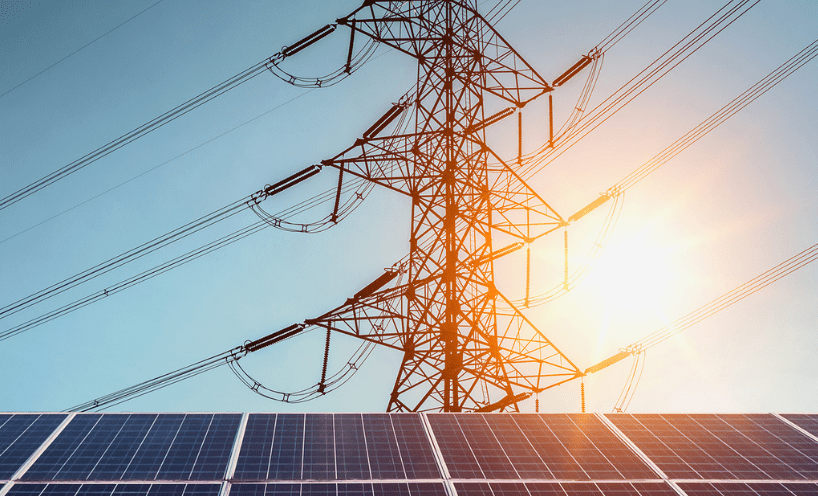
top-left (609, 37), bottom-right (818, 193)
top-left (0, 166), bottom-right (324, 323)
top-left (65, 263), bottom-right (407, 412)
top-left (584, 242), bottom-right (818, 376)
top-left (0, 0), bottom-right (165, 101)
top-left (0, 16), bottom-right (361, 212)
top-left (518, 0), bottom-right (759, 181)
top-left (64, 323), bottom-right (310, 412)
top-left (503, 37), bottom-right (818, 309)
top-left (0, 174), bottom-right (374, 342)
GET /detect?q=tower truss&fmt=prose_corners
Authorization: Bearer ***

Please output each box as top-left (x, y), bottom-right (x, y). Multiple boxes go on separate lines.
top-left (304, 0), bottom-right (580, 412)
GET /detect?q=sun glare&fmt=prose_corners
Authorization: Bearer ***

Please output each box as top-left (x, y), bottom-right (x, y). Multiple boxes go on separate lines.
top-left (591, 233), bottom-right (676, 325)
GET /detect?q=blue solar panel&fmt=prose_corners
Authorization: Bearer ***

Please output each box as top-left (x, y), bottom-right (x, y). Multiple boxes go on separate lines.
top-left (229, 484), bottom-right (445, 496)
top-left (4, 484), bottom-right (220, 496)
top-left (427, 414), bottom-right (656, 480)
top-left (608, 414), bottom-right (818, 480)
top-left (233, 414), bottom-right (439, 481)
top-left (22, 414), bottom-right (240, 481)
top-left (0, 414), bottom-right (66, 479)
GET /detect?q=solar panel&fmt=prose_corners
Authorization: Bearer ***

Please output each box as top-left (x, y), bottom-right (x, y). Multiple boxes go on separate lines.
top-left (21, 414), bottom-right (240, 481)
top-left (607, 414), bottom-right (818, 480)
top-left (677, 481), bottom-right (818, 495)
top-left (233, 414), bottom-right (439, 481)
top-left (0, 414), bottom-right (67, 479)
top-left (229, 484), bottom-right (446, 496)
top-left (781, 415), bottom-right (818, 439)
top-left (454, 481), bottom-right (679, 496)
top-left (426, 414), bottom-right (657, 480)
top-left (3, 484), bottom-right (221, 496)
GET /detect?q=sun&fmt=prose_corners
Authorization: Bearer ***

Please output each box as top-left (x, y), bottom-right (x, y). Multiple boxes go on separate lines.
top-left (589, 232), bottom-right (678, 325)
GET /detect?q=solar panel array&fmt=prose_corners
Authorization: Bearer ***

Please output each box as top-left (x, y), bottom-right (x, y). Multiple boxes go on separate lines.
top-left (2, 413), bottom-right (818, 496)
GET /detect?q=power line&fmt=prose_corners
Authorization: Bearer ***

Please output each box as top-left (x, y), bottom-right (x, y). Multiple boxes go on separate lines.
top-left (0, 0), bottom-right (166, 100)
top-left (584, 242), bottom-right (818, 375)
top-left (0, 14), bottom-right (372, 212)
top-left (518, 0), bottom-right (760, 181)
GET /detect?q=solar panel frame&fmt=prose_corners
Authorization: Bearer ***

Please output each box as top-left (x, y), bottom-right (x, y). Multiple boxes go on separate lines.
top-left (0, 415), bottom-right (67, 480)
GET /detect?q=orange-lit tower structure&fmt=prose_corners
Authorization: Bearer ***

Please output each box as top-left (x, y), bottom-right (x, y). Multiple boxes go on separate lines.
top-left (304, 0), bottom-right (581, 412)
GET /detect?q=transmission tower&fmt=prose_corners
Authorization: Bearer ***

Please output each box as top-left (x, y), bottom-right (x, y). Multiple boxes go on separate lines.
top-left (288, 0), bottom-right (583, 412)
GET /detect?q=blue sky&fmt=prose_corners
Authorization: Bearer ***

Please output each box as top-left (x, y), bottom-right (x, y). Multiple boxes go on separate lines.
top-left (0, 0), bottom-right (816, 413)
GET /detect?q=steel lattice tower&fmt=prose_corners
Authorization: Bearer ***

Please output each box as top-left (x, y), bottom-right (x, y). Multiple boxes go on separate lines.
top-left (302, 0), bottom-right (581, 412)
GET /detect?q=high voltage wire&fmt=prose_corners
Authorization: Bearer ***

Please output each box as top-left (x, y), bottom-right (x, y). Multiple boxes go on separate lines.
top-left (0, 175), bottom-right (374, 341)
top-left (584, 242), bottom-right (818, 378)
top-left (0, 59), bottom-right (271, 211)
top-left (518, 0), bottom-right (760, 181)
top-left (0, 8), bottom-right (373, 212)
top-left (40, 0), bottom-right (806, 412)
top-left (610, 38), bottom-right (818, 193)
top-left (507, 36), bottom-right (818, 309)
top-left (0, 0), bottom-right (166, 101)
top-left (0, 0), bottom-right (719, 341)
top-left (0, 89), bottom-right (316, 246)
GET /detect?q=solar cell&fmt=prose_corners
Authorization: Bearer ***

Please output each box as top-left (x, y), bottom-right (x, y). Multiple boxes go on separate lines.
top-left (4, 484), bottom-right (220, 496)
top-left (233, 414), bottom-right (439, 481)
top-left (607, 414), bottom-right (818, 480)
top-left (387, 416), bottom-right (438, 480)
top-left (454, 481), bottom-right (679, 496)
top-left (21, 414), bottom-right (240, 481)
top-left (0, 414), bottom-right (66, 479)
top-left (678, 481), bottom-right (818, 495)
top-left (427, 414), bottom-right (656, 480)
top-left (230, 484), bottom-right (445, 496)
top-left (781, 415), bottom-right (818, 439)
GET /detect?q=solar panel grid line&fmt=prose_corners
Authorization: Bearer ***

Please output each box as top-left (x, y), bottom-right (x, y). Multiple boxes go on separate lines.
top-left (493, 416), bottom-right (554, 480)
top-left (596, 415), bottom-right (671, 485)
top-left (507, 415), bottom-right (587, 481)
top-left (425, 415), bottom-right (483, 480)
top-left (362, 415), bottom-right (404, 480)
top-left (607, 414), bottom-right (818, 482)
top-left (389, 415), bottom-right (440, 480)
top-left (119, 416), bottom-right (165, 480)
top-left (455, 415), bottom-right (519, 479)
top-left (606, 415), bottom-right (721, 481)
top-left (219, 414), bottom-right (250, 496)
top-left (699, 415), bottom-right (794, 480)
top-left (87, 415), bottom-right (151, 480)
top-left (34, 414), bottom-right (104, 481)
top-left (9, 482), bottom-right (230, 485)
top-left (151, 415), bottom-right (187, 481)
top-left (416, 414), bottom-right (454, 496)
top-left (686, 414), bottom-right (818, 480)
top-left (454, 480), bottom-right (684, 496)
top-left (6, 415), bottom-right (76, 484)
top-left (559, 415), bottom-right (653, 481)
top-left (1, 415), bottom-right (70, 482)
top-left (1, 483), bottom-right (224, 496)
top-left (774, 415), bottom-right (818, 447)
top-left (676, 481), bottom-right (818, 495)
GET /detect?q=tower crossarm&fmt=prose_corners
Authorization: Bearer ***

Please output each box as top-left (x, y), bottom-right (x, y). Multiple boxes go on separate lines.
top-left (339, 0), bottom-right (552, 106)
